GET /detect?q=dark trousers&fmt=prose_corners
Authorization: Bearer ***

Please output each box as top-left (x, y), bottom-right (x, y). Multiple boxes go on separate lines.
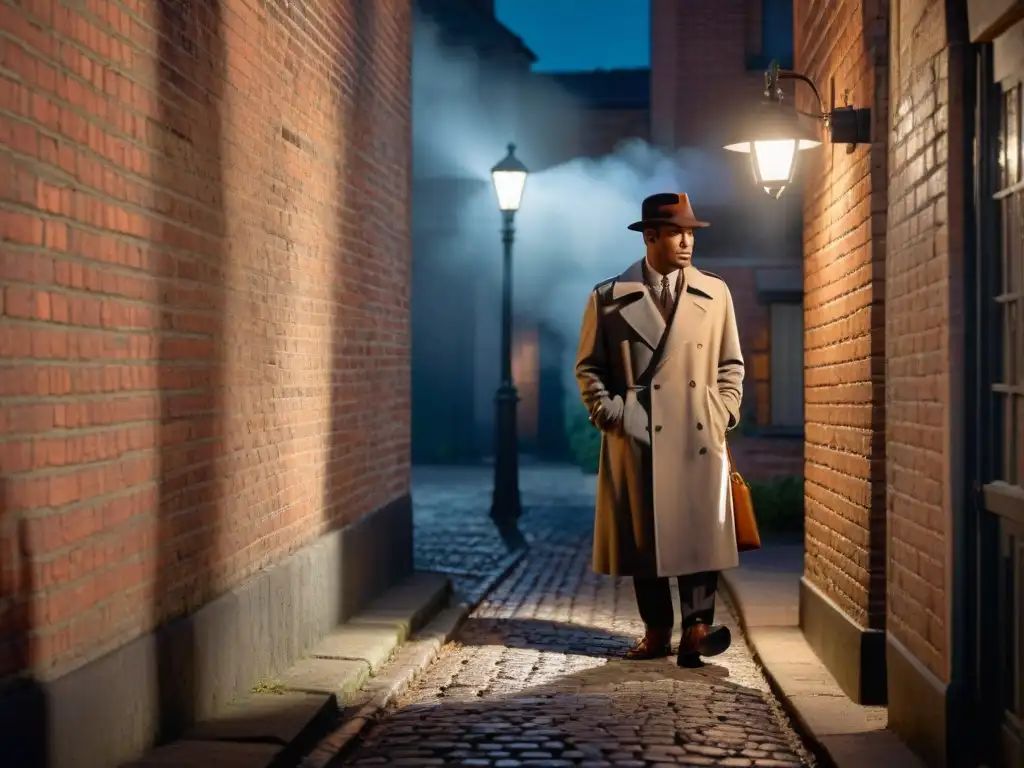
top-left (634, 571), bottom-right (719, 630)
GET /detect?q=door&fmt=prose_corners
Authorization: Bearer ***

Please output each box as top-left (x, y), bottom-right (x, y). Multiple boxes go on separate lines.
top-left (974, 29), bottom-right (1024, 768)
top-left (770, 302), bottom-right (805, 429)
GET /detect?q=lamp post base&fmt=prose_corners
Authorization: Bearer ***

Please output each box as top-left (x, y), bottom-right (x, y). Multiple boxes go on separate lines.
top-left (490, 384), bottom-right (525, 549)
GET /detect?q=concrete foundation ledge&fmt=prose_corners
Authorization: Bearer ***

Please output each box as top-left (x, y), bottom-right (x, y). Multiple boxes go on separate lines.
top-left (1, 495), bottom-right (416, 768)
top-left (123, 570), bottom-right (453, 768)
top-left (799, 576), bottom-right (887, 705)
top-left (721, 558), bottom-right (927, 768)
top-left (886, 633), bottom-right (949, 768)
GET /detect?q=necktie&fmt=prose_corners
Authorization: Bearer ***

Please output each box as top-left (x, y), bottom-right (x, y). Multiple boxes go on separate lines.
top-left (659, 275), bottom-right (673, 320)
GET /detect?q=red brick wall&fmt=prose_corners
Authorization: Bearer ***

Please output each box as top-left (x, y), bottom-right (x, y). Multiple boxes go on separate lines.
top-left (0, 0), bottom-right (412, 681)
top-left (651, 0), bottom-right (764, 148)
top-left (793, 0), bottom-right (890, 629)
top-left (886, 0), bottom-right (955, 681)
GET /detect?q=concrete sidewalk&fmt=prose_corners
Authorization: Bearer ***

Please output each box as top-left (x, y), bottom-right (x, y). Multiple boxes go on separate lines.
top-left (722, 545), bottom-right (927, 768)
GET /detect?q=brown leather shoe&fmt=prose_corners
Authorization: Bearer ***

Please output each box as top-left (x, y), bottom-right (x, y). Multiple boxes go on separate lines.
top-left (624, 627), bottom-right (672, 659)
top-left (677, 623), bottom-right (731, 667)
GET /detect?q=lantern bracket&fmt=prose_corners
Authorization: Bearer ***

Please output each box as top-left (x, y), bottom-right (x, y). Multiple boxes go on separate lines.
top-left (764, 60), bottom-right (871, 150)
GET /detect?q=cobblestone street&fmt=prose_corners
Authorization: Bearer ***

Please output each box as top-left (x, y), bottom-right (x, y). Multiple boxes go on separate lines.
top-left (345, 465), bottom-right (814, 767)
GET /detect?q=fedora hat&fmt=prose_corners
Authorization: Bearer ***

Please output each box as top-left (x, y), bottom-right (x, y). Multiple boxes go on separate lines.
top-left (627, 192), bottom-right (710, 232)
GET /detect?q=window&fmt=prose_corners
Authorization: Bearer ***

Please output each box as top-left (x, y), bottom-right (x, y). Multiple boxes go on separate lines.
top-left (747, 0), bottom-right (794, 71)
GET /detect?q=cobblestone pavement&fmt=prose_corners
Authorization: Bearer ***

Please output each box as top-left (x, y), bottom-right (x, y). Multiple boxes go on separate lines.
top-left (353, 464), bottom-right (815, 767)
top-left (412, 463), bottom-right (594, 602)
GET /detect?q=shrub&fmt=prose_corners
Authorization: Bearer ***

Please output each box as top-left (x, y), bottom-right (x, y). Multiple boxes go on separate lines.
top-left (748, 475), bottom-right (804, 533)
top-left (565, 398), bottom-right (601, 474)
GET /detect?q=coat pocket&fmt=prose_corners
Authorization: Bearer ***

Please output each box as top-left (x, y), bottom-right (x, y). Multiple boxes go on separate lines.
top-left (622, 388), bottom-right (651, 446)
top-left (706, 386), bottom-right (730, 443)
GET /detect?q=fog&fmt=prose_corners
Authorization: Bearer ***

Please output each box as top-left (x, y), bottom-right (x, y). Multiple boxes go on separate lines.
top-left (412, 14), bottom-right (745, 358)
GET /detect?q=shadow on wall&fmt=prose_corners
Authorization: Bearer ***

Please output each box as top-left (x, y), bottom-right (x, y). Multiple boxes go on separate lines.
top-left (153, 0), bottom-right (228, 743)
top-left (0, 477), bottom-right (48, 767)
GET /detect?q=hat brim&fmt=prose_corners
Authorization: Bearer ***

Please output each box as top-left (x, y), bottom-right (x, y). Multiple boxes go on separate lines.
top-left (627, 218), bottom-right (710, 232)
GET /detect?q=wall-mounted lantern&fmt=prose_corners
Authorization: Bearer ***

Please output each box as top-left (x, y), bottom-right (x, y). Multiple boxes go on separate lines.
top-left (724, 60), bottom-right (872, 198)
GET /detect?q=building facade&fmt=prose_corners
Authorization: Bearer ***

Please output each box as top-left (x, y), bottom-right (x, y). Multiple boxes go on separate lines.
top-left (650, 0), bottom-right (807, 432)
top-left (788, 0), bottom-right (1024, 765)
top-left (411, 1), bottom-right (656, 465)
top-left (0, 1), bottom-right (415, 766)
top-left (410, 0), bottom-right (538, 464)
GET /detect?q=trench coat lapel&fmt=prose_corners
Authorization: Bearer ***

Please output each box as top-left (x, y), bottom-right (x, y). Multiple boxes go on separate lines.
top-left (657, 265), bottom-right (713, 372)
top-left (612, 260), bottom-right (664, 352)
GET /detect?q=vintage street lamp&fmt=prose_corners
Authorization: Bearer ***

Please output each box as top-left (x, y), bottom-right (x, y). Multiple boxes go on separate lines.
top-left (724, 60), bottom-right (872, 198)
top-left (489, 143), bottom-right (528, 547)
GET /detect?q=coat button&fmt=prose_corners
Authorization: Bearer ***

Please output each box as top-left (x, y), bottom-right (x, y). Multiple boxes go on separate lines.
top-left (689, 380), bottom-right (696, 388)
top-left (655, 425), bottom-right (662, 432)
top-left (654, 384), bottom-right (661, 390)
top-left (699, 447), bottom-right (707, 455)
top-left (696, 422), bottom-right (703, 430)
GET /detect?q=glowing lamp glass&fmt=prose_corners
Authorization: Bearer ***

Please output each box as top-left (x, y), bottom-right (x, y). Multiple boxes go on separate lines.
top-left (491, 170), bottom-right (527, 212)
top-left (723, 101), bottom-right (822, 198)
top-left (491, 143), bottom-right (529, 213)
top-left (754, 139), bottom-right (798, 183)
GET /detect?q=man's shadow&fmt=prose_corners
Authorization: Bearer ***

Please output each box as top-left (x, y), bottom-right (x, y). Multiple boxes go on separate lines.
top-left (454, 616), bottom-right (730, 678)
top-left (0, 477), bottom-right (49, 767)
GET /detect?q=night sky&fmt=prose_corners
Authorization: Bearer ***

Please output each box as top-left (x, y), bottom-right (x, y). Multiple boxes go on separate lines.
top-left (494, 0), bottom-right (649, 72)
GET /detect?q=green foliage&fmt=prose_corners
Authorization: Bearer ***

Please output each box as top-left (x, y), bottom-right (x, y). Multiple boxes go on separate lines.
top-left (565, 398), bottom-right (602, 474)
top-left (748, 475), bottom-right (804, 533)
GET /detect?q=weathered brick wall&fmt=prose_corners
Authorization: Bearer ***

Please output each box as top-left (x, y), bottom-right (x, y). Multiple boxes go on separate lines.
top-left (886, 0), bottom-right (953, 681)
top-left (793, 0), bottom-right (890, 628)
top-left (650, 0), bottom-right (766, 149)
top-left (0, 0), bottom-right (412, 681)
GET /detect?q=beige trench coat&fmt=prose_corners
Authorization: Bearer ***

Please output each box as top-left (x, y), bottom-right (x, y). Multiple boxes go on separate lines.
top-left (574, 260), bottom-right (745, 578)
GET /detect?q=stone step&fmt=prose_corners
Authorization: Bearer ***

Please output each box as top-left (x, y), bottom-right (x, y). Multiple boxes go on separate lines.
top-left (121, 571), bottom-right (452, 768)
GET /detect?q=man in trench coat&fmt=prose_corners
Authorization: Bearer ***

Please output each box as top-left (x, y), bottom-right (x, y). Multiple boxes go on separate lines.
top-left (574, 192), bottom-right (745, 668)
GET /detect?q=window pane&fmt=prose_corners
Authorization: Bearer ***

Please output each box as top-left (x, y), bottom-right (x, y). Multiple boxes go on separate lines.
top-left (1000, 89), bottom-right (1009, 190)
top-left (1004, 196), bottom-right (1016, 295)
top-left (1005, 393), bottom-right (1016, 481)
top-left (1017, 395), bottom-right (1024, 484)
top-left (761, 0), bottom-right (794, 61)
top-left (1007, 86), bottom-right (1020, 188)
top-left (1004, 297), bottom-right (1018, 387)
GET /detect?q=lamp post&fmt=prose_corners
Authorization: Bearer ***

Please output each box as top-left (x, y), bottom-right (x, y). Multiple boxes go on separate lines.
top-left (724, 60), bottom-right (872, 198)
top-left (489, 143), bottom-right (529, 547)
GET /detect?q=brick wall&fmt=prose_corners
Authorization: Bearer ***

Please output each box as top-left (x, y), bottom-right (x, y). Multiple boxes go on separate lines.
top-left (650, 0), bottom-right (767, 149)
top-left (793, 0), bottom-right (890, 628)
top-left (885, 0), bottom-right (954, 682)
top-left (0, 0), bottom-right (412, 681)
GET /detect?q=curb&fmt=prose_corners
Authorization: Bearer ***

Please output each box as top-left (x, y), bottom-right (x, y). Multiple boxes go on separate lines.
top-left (301, 546), bottom-right (529, 767)
top-left (719, 570), bottom-right (839, 768)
